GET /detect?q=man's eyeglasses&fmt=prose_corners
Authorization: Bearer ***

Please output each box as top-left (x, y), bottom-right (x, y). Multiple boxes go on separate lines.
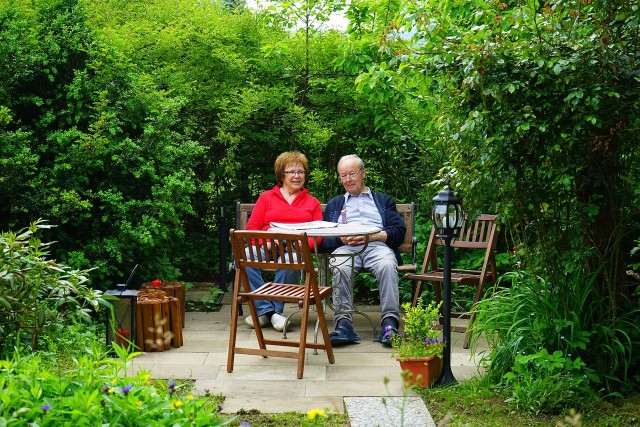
top-left (339, 168), bottom-right (363, 181)
top-left (283, 170), bottom-right (306, 176)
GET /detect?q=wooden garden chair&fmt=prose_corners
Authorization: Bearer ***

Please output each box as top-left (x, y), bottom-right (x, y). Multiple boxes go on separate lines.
top-left (405, 214), bottom-right (498, 349)
top-left (227, 229), bottom-right (335, 379)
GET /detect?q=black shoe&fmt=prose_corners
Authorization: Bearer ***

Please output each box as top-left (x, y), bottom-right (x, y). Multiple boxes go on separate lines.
top-left (329, 321), bottom-right (361, 346)
top-left (379, 317), bottom-right (399, 347)
top-left (378, 325), bottom-right (398, 347)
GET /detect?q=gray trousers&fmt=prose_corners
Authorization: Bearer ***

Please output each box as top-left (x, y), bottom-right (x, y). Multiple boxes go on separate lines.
top-left (329, 243), bottom-right (400, 328)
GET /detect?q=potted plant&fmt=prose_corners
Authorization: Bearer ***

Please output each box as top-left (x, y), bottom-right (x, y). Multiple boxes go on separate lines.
top-left (388, 298), bottom-right (445, 388)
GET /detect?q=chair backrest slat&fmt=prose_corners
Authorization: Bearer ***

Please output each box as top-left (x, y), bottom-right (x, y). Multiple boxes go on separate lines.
top-left (230, 229), bottom-right (316, 277)
top-left (395, 203), bottom-right (415, 256)
top-left (422, 214), bottom-right (498, 276)
top-left (451, 214), bottom-right (497, 247)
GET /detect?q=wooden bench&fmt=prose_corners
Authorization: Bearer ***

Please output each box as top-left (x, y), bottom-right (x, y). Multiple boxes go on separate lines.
top-left (235, 201), bottom-right (416, 272)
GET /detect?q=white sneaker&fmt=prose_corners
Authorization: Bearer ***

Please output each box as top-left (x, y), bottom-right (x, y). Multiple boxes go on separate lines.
top-left (244, 314), bottom-right (269, 329)
top-left (270, 313), bottom-right (291, 332)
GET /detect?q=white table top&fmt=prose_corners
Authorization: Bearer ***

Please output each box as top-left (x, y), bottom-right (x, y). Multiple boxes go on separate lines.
top-left (269, 223), bottom-right (380, 238)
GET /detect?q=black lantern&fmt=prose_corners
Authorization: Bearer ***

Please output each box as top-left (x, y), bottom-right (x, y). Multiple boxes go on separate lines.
top-left (432, 180), bottom-right (464, 386)
top-left (432, 180), bottom-right (464, 233)
top-left (105, 286), bottom-right (139, 350)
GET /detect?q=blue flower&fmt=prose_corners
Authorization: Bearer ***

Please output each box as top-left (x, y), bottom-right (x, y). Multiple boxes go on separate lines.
top-left (41, 404), bottom-right (51, 412)
top-left (240, 422), bottom-right (252, 427)
top-left (122, 384), bottom-right (133, 395)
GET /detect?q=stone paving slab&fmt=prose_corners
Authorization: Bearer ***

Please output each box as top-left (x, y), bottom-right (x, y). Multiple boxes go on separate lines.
top-left (196, 379), bottom-right (344, 414)
top-left (132, 363), bottom-right (221, 380)
top-left (345, 396), bottom-right (436, 427)
top-left (306, 379), bottom-right (410, 397)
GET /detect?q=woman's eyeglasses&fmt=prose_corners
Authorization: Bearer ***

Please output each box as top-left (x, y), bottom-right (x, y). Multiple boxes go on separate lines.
top-left (283, 170), bottom-right (306, 176)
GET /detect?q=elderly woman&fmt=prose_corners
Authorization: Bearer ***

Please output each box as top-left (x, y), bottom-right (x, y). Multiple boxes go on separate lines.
top-left (244, 151), bottom-right (323, 331)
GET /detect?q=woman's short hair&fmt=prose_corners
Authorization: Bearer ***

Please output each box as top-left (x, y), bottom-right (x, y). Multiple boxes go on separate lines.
top-left (274, 151), bottom-right (309, 186)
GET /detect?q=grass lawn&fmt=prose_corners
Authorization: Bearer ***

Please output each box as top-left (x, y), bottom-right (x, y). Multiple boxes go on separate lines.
top-left (214, 380), bottom-right (640, 426)
top-left (420, 379), bottom-right (640, 427)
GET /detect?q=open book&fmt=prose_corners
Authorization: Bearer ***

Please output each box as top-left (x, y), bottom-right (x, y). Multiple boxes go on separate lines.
top-left (269, 220), bottom-right (339, 230)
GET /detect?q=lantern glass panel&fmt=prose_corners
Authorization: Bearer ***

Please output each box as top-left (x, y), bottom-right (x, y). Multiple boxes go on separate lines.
top-left (433, 204), bottom-right (464, 230)
top-left (105, 289), bottom-right (138, 349)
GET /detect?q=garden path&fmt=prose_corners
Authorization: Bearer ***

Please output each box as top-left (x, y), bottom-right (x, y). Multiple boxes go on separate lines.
top-left (129, 288), bottom-right (486, 419)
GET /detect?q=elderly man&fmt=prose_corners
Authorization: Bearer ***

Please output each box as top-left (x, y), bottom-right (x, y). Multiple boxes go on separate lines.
top-left (321, 154), bottom-right (406, 346)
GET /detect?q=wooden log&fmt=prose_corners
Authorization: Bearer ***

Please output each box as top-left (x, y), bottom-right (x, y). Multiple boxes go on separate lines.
top-left (151, 300), bottom-right (164, 351)
top-left (173, 283), bottom-right (186, 327)
top-left (160, 299), bottom-right (171, 351)
top-left (169, 298), bottom-right (183, 347)
top-left (162, 283), bottom-right (176, 297)
top-left (141, 283), bottom-right (173, 296)
top-left (139, 301), bottom-right (157, 352)
top-left (138, 289), bottom-right (166, 300)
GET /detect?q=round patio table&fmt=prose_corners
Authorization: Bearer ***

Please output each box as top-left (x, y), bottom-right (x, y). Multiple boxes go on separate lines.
top-left (269, 222), bottom-right (381, 343)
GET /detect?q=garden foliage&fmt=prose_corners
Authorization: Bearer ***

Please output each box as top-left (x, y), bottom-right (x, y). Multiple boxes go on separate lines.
top-left (391, 299), bottom-right (445, 359)
top-left (472, 270), bottom-right (639, 404)
top-left (347, 0), bottom-right (639, 396)
top-left (0, 0), bottom-right (436, 286)
top-left (0, 219), bottom-right (105, 355)
top-left (0, 336), bottom-right (234, 426)
top-left (1, 0), bottom-right (639, 409)
top-left (503, 348), bottom-right (598, 415)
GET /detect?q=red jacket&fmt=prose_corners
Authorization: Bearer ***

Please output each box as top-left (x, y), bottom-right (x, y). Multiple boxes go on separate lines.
top-left (246, 186), bottom-right (323, 248)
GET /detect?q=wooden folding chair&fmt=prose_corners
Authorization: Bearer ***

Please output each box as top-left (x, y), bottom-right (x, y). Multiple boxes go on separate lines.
top-left (405, 214), bottom-right (498, 348)
top-left (227, 229), bottom-right (335, 379)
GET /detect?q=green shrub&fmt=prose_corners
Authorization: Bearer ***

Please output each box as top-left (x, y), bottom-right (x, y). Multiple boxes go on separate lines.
top-left (391, 299), bottom-right (445, 359)
top-left (503, 348), bottom-right (598, 414)
top-left (0, 344), bottom-right (234, 426)
top-left (0, 220), bottom-right (107, 355)
top-left (472, 269), bottom-right (639, 397)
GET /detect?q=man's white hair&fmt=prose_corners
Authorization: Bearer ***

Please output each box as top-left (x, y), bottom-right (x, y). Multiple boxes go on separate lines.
top-left (337, 154), bottom-right (364, 170)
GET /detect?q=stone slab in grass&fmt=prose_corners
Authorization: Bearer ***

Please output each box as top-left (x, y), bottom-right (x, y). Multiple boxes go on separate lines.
top-left (344, 396), bottom-right (436, 427)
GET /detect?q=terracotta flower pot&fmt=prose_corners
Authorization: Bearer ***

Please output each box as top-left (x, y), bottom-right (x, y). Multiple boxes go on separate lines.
top-left (397, 356), bottom-right (443, 388)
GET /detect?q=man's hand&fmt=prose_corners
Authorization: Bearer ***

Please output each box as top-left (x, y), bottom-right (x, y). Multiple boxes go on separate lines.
top-left (341, 235), bottom-right (366, 246)
top-left (340, 230), bottom-right (387, 246)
